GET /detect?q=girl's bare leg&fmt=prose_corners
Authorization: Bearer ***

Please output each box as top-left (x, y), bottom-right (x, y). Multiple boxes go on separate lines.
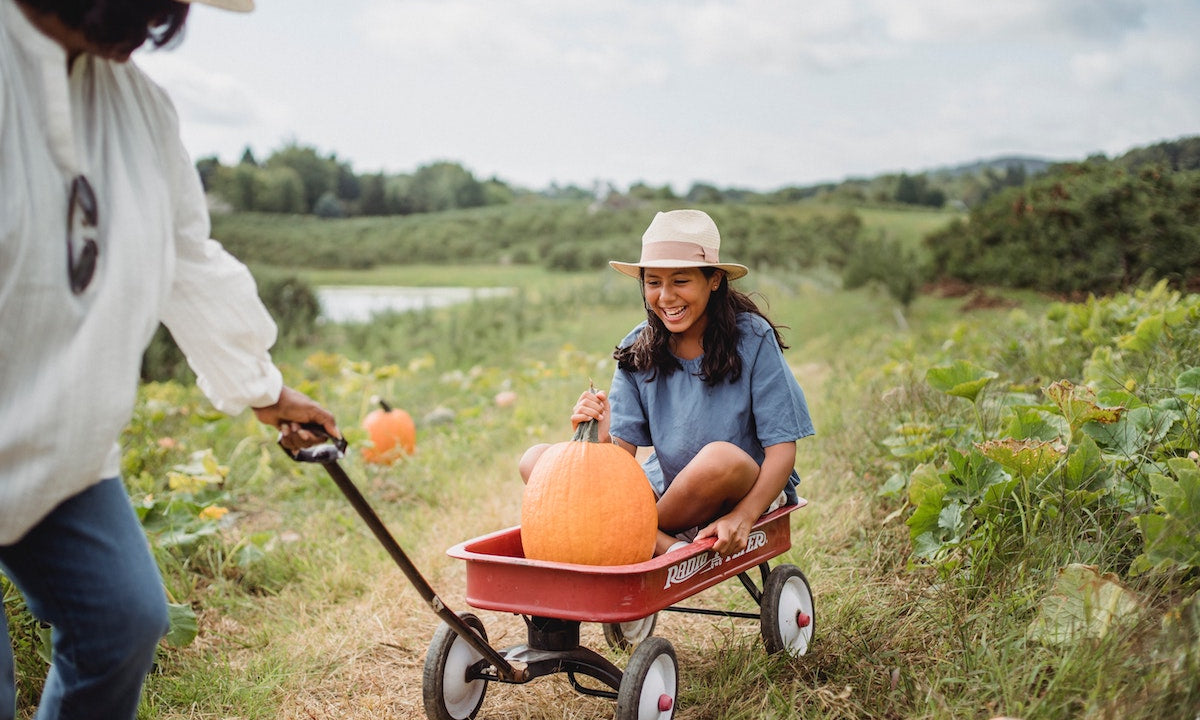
top-left (656, 441), bottom-right (759, 542)
top-left (518, 443), bottom-right (552, 483)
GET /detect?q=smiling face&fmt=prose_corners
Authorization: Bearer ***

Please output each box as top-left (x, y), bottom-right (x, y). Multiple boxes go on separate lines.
top-left (642, 267), bottom-right (724, 352)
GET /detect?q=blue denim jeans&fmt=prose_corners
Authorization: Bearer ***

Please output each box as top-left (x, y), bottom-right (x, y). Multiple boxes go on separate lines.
top-left (0, 477), bottom-right (168, 720)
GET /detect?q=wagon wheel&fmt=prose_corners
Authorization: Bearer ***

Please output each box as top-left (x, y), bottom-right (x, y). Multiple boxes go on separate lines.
top-left (423, 612), bottom-right (489, 720)
top-left (616, 636), bottom-right (678, 720)
top-left (760, 564), bottom-right (815, 656)
top-left (602, 613), bottom-right (658, 651)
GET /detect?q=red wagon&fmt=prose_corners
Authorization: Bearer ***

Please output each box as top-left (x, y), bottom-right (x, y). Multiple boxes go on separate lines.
top-left (288, 434), bottom-right (815, 720)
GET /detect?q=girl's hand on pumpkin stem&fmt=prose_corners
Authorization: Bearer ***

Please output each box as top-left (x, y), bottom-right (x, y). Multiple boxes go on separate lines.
top-left (571, 390), bottom-right (611, 443)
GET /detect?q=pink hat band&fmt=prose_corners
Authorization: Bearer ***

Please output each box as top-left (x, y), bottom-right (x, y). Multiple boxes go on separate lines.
top-left (641, 240), bottom-right (721, 265)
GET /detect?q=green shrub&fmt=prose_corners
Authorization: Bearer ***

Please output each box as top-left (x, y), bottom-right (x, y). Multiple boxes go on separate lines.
top-left (926, 162), bottom-right (1200, 294)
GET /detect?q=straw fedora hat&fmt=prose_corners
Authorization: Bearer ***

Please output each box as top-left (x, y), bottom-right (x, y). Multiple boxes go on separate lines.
top-left (182, 0), bottom-right (254, 11)
top-left (610, 209), bottom-right (749, 280)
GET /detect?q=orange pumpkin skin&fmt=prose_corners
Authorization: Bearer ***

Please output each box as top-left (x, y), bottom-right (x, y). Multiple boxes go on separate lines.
top-left (360, 402), bottom-right (416, 464)
top-left (520, 421), bottom-right (658, 565)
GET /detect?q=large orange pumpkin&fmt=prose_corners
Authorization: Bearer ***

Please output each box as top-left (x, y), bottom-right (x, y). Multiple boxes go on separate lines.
top-left (520, 418), bottom-right (658, 565)
top-left (360, 398), bottom-right (416, 464)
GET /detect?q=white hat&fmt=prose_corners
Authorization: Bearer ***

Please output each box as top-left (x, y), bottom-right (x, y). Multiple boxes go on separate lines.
top-left (610, 209), bottom-right (749, 280)
top-left (182, 0), bottom-right (254, 12)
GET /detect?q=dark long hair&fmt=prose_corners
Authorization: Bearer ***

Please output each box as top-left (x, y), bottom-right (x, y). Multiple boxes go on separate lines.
top-left (613, 268), bottom-right (789, 386)
top-left (19, 0), bottom-right (190, 54)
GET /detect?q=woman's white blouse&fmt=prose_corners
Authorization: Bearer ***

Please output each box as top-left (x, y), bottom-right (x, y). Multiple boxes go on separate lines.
top-left (0, 0), bottom-right (283, 544)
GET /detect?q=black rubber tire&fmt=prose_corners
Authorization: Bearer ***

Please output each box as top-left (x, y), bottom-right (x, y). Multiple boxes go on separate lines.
top-left (760, 564), bottom-right (815, 656)
top-left (616, 636), bottom-right (678, 720)
top-left (422, 613), bottom-right (489, 720)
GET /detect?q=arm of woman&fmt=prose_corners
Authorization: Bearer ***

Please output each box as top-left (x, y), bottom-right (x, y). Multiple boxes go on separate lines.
top-left (147, 77), bottom-right (338, 446)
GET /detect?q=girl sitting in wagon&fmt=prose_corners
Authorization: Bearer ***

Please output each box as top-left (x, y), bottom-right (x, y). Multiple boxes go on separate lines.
top-left (521, 209), bottom-right (814, 557)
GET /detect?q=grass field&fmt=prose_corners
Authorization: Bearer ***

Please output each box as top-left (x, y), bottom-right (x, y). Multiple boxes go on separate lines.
top-left (855, 205), bottom-right (963, 249)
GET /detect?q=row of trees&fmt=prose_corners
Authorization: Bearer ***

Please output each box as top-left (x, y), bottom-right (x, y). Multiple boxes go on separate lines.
top-left (196, 144), bottom-right (792, 218)
top-left (196, 146), bottom-right (516, 217)
top-left (204, 136), bottom-right (1170, 219)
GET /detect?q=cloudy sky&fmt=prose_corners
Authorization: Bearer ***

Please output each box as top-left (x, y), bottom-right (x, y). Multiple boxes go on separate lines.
top-left (136, 0), bottom-right (1200, 193)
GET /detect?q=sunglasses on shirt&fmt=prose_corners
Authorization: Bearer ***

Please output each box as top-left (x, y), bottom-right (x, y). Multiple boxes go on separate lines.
top-left (67, 174), bottom-right (99, 295)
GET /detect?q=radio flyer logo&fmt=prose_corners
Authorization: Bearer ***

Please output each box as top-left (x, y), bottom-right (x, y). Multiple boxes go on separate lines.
top-left (663, 530), bottom-right (768, 589)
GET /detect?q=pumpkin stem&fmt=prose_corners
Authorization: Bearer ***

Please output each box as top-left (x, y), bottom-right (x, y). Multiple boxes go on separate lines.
top-left (378, 398), bottom-right (393, 412)
top-left (572, 418), bottom-right (601, 443)
top-left (572, 383), bottom-right (601, 443)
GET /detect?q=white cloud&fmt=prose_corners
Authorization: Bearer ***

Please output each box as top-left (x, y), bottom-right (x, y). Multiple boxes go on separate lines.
top-left (677, 1), bottom-right (890, 74)
top-left (356, 2), bottom-right (570, 67)
top-left (874, 0), bottom-right (1147, 44)
top-left (137, 53), bottom-right (277, 128)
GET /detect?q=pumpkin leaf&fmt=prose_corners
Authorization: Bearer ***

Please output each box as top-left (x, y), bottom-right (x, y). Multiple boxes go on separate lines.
top-left (1003, 406), bottom-right (1069, 443)
top-left (1044, 380), bottom-right (1125, 433)
top-left (942, 448), bottom-right (1010, 502)
top-left (1131, 458), bottom-right (1200, 574)
top-left (882, 422), bottom-right (945, 461)
top-left (925, 361), bottom-right (998, 404)
top-left (906, 464), bottom-right (947, 555)
top-left (877, 472), bottom-right (907, 498)
top-left (164, 602), bottom-right (199, 648)
top-left (1063, 434), bottom-right (1110, 492)
top-left (911, 531), bottom-right (944, 559)
top-left (976, 438), bottom-right (1064, 480)
top-left (937, 500), bottom-right (966, 539)
top-left (1083, 406), bottom-right (1171, 457)
top-left (906, 463), bottom-right (944, 508)
top-left (1116, 313), bottom-right (1165, 353)
top-left (35, 624), bottom-right (52, 664)
top-left (1027, 564), bottom-right (1141, 645)
top-left (1175, 366), bottom-right (1200, 399)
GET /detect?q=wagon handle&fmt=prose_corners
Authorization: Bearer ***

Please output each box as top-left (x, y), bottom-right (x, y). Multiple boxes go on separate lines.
top-left (283, 423), bottom-right (522, 681)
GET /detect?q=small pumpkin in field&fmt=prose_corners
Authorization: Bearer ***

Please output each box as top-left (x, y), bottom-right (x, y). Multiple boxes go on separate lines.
top-left (520, 416), bottom-right (658, 565)
top-left (360, 397), bottom-right (416, 464)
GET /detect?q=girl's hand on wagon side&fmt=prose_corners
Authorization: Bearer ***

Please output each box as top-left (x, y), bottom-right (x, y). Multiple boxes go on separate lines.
top-left (571, 389), bottom-right (611, 443)
top-left (696, 510), bottom-right (755, 557)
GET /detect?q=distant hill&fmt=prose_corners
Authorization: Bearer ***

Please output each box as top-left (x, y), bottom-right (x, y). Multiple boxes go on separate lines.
top-left (768, 136), bottom-right (1200, 209)
top-left (927, 156), bottom-right (1056, 179)
top-left (920, 136), bottom-right (1200, 182)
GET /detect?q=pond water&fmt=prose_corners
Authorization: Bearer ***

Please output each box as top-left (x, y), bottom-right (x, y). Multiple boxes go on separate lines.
top-left (316, 285), bottom-right (516, 324)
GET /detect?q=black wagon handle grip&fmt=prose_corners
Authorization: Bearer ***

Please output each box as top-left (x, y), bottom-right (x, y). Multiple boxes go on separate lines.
top-left (280, 421), bottom-right (348, 463)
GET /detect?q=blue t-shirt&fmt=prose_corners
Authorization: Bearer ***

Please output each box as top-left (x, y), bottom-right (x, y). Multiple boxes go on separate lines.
top-left (608, 313), bottom-right (815, 503)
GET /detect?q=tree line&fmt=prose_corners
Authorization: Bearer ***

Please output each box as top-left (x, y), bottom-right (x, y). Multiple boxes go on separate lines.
top-left (196, 143), bottom-right (785, 218)
top-left (203, 136), bottom-right (1197, 218)
top-left (196, 145), bottom-right (516, 217)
